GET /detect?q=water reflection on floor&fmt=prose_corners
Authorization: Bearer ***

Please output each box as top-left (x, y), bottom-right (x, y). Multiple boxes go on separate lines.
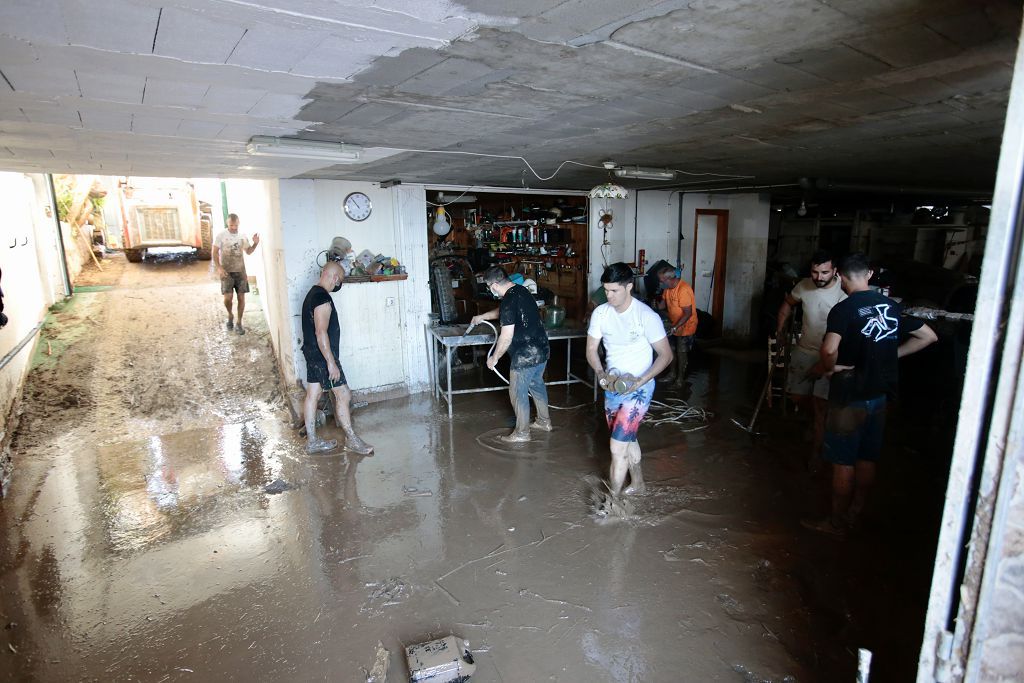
top-left (1, 356), bottom-right (816, 682)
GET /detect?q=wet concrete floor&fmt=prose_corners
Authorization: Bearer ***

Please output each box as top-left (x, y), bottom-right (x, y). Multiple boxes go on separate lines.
top-left (1, 256), bottom-right (946, 681)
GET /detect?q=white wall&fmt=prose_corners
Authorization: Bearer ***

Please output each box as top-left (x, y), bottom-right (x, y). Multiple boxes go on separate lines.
top-left (587, 191), bottom-right (684, 295)
top-left (275, 180), bottom-right (431, 398)
top-left (0, 172), bottom-right (65, 428)
top-left (681, 193), bottom-right (770, 338)
top-left (223, 179), bottom-right (290, 381)
top-left (587, 196), bottom-right (630, 294)
top-left (28, 175), bottom-right (69, 305)
top-left (594, 190), bottom-right (771, 340)
top-left (394, 185), bottom-right (431, 392)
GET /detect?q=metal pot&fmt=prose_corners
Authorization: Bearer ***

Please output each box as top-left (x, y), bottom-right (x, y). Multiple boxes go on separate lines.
top-left (544, 304), bottom-right (566, 329)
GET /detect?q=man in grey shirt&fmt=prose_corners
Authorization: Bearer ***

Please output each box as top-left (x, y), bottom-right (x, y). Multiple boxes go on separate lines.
top-left (212, 213), bottom-right (259, 335)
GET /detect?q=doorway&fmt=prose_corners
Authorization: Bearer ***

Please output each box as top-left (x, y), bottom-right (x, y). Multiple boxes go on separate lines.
top-left (692, 209), bottom-right (728, 335)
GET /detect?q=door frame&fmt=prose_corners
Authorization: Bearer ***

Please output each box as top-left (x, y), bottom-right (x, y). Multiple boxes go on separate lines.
top-left (692, 209), bottom-right (729, 335)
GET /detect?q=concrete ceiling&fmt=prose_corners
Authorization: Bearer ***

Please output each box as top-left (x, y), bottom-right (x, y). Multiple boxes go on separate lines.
top-left (0, 0), bottom-right (1020, 191)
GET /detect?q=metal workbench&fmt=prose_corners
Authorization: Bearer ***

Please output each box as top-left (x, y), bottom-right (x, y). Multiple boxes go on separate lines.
top-left (425, 323), bottom-right (595, 418)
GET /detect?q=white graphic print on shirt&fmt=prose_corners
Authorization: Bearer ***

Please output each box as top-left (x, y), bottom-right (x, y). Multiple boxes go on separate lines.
top-left (859, 304), bottom-right (898, 342)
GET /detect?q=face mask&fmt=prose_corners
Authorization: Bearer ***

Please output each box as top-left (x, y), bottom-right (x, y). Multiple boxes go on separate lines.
top-left (332, 280), bottom-right (342, 293)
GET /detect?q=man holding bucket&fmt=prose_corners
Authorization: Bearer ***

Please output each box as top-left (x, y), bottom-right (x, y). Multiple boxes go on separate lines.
top-left (586, 262), bottom-right (674, 503)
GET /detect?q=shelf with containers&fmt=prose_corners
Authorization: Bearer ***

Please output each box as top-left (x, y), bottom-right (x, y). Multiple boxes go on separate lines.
top-left (428, 192), bottom-right (589, 323)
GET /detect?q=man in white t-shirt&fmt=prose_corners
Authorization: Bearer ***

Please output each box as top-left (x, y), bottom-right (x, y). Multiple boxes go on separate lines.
top-left (586, 262), bottom-right (673, 504)
top-left (776, 250), bottom-right (846, 468)
top-left (212, 213), bottom-right (260, 335)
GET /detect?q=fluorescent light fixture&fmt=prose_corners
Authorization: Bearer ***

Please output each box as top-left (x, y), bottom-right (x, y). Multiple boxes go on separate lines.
top-left (246, 136), bottom-right (363, 162)
top-left (437, 192), bottom-right (477, 204)
top-left (613, 165), bottom-right (676, 181)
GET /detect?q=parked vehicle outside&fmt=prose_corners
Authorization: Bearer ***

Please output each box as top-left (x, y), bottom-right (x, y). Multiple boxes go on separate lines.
top-left (119, 178), bottom-right (213, 262)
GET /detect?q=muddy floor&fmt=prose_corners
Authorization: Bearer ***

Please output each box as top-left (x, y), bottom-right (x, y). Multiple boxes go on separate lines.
top-left (12, 252), bottom-right (283, 458)
top-left (0, 254), bottom-right (954, 682)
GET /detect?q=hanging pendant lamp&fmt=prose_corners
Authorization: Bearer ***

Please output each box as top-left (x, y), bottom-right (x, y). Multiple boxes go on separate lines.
top-left (588, 182), bottom-right (629, 199)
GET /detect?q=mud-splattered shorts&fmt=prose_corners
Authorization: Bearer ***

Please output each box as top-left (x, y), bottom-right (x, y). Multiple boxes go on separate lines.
top-left (603, 380), bottom-right (654, 443)
top-left (787, 346), bottom-right (830, 399)
top-left (823, 395), bottom-right (886, 466)
top-left (305, 354), bottom-right (347, 390)
top-left (221, 272), bottom-right (249, 295)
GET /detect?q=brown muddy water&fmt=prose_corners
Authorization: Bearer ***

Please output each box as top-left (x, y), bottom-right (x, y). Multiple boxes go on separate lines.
top-left (0, 255), bottom-right (949, 681)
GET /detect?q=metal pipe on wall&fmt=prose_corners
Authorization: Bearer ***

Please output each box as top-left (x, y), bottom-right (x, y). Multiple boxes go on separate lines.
top-left (45, 174), bottom-right (72, 298)
top-left (676, 190), bottom-right (684, 268)
top-left (633, 190), bottom-right (640, 270)
top-left (803, 177), bottom-right (992, 199)
top-left (0, 322), bottom-right (44, 372)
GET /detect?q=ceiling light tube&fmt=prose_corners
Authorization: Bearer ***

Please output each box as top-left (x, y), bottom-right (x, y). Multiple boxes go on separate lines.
top-left (246, 136), bottom-right (363, 162)
top-left (437, 192), bottom-right (478, 203)
top-left (613, 166), bottom-right (676, 181)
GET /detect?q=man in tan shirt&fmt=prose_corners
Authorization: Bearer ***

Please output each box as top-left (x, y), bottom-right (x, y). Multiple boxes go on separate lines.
top-left (776, 250), bottom-right (846, 469)
top-left (212, 213), bottom-right (259, 335)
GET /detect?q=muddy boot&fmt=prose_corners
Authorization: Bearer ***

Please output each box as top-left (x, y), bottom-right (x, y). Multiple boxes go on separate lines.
top-left (343, 430), bottom-right (374, 455)
top-left (800, 516), bottom-right (847, 538)
top-left (306, 438), bottom-right (338, 455)
top-left (530, 418), bottom-right (553, 432)
top-left (623, 460), bottom-right (647, 495)
top-left (226, 318), bottom-right (234, 330)
top-left (237, 323), bottom-right (246, 335)
top-left (671, 351), bottom-right (688, 389)
top-left (593, 490), bottom-right (634, 518)
top-left (499, 430), bottom-right (531, 443)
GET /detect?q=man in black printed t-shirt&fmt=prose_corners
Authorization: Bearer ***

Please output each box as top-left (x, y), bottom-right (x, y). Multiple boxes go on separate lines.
top-left (803, 253), bottom-right (937, 536)
top-left (470, 266), bottom-right (551, 443)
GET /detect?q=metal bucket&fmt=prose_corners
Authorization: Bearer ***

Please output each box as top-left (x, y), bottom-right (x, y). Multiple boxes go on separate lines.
top-left (544, 304), bottom-right (566, 329)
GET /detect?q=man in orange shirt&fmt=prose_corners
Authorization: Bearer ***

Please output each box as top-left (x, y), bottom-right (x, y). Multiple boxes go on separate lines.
top-left (655, 263), bottom-right (698, 387)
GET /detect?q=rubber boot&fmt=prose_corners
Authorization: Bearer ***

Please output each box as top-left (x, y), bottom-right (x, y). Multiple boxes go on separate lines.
top-left (530, 418), bottom-right (553, 432)
top-left (306, 438), bottom-right (338, 454)
top-left (343, 429), bottom-right (374, 455)
top-left (672, 349), bottom-right (688, 389)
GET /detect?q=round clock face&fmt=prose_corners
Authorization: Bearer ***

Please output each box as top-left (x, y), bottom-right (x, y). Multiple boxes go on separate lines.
top-left (343, 192), bottom-right (372, 221)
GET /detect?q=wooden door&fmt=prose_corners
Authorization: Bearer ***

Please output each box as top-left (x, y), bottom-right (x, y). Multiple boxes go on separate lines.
top-left (692, 209), bottom-right (728, 334)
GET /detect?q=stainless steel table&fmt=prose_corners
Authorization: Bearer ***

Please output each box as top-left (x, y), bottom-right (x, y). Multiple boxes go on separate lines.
top-left (425, 323), bottom-right (596, 418)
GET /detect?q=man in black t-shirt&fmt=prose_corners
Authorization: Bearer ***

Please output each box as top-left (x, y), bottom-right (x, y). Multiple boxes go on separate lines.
top-left (299, 262), bottom-right (373, 455)
top-left (470, 267), bottom-right (551, 442)
top-left (803, 253), bottom-right (936, 535)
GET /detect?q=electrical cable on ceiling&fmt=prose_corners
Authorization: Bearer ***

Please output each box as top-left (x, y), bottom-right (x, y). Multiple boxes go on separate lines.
top-left (672, 168), bottom-right (754, 178)
top-left (382, 146), bottom-right (754, 183)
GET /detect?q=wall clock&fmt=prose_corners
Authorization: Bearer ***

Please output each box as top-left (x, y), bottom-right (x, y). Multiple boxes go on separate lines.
top-left (343, 192), bottom-right (372, 221)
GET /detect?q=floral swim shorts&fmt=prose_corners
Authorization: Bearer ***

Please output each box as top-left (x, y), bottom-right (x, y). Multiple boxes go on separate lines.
top-left (603, 380), bottom-right (654, 443)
